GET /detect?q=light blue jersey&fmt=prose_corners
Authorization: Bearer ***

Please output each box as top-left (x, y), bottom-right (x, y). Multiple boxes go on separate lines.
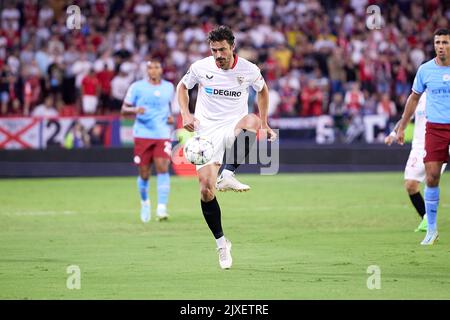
top-left (124, 79), bottom-right (174, 139)
top-left (412, 58), bottom-right (450, 124)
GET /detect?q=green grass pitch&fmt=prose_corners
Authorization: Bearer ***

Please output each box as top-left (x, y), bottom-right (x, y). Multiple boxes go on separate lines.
top-left (1, 173), bottom-right (450, 299)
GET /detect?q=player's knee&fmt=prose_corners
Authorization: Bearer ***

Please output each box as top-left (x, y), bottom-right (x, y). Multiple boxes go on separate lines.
top-left (244, 114), bottom-right (261, 131)
top-left (426, 173), bottom-right (440, 187)
top-left (139, 169), bottom-right (150, 180)
top-left (404, 180), bottom-right (419, 194)
top-left (155, 166), bottom-right (169, 174)
top-left (199, 181), bottom-right (215, 201)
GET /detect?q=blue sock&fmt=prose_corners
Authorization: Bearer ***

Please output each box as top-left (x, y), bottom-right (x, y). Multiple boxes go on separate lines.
top-left (424, 186), bottom-right (439, 232)
top-left (157, 173), bottom-right (170, 205)
top-left (137, 176), bottom-right (149, 202)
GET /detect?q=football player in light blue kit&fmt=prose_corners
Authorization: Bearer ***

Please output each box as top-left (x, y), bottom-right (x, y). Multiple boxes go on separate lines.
top-left (397, 28), bottom-right (450, 245)
top-left (121, 59), bottom-right (175, 223)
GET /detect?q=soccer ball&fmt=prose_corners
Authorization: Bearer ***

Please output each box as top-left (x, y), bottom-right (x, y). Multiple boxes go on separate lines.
top-left (183, 135), bottom-right (214, 165)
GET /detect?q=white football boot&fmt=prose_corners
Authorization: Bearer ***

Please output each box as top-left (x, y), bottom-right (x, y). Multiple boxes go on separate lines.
top-left (216, 170), bottom-right (250, 192)
top-left (156, 204), bottom-right (169, 221)
top-left (421, 230), bottom-right (439, 245)
top-left (217, 239), bottom-right (232, 269)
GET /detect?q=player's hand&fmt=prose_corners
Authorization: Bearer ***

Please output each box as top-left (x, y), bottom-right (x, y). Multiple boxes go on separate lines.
top-left (396, 128), bottom-right (405, 145)
top-left (167, 115), bottom-right (174, 124)
top-left (384, 135), bottom-right (396, 146)
top-left (135, 107), bottom-right (145, 114)
top-left (261, 124), bottom-right (277, 142)
top-left (182, 113), bottom-right (199, 132)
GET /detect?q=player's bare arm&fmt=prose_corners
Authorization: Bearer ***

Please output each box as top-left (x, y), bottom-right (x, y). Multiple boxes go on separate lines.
top-left (257, 83), bottom-right (277, 141)
top-left (397, 92), bottom-right (421, 145)
top-left (120, 102), bottom-right (145, 115)
top-left (176, 82), bottom-right (197, 132)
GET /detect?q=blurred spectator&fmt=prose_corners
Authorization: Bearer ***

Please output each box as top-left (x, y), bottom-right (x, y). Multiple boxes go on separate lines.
top-left (81, 68), bottom-right (100, 115)
top-left (96, 63), bottom-right (114, 114)
top-left (35, 45), bottom-right (51, 76)
top-left (47, 60), bottom-right (64, 106)
top-left (23, 74), bottom-right (41, 116)
top-left (1, 3), bottom-right (20, 32)
top-left (38, 1), bottom-right (54, 25)
top-left (300, 80), bottom-right (323, 117)
top-left (88, 123), bottom-right (105, 146)
top-left (0, 64), bottom-right (11, 115)
top-left (278, 82), bottom-right (297, 117)
top-left (358, 51), bottom-right (375, 93)
top-left (377, 93), bottom-right (397, 118)
top-left (64, 121), bottom-right (90, 149)
top-left (344, 82), bottom-right (365, 116)
top-left (111, 64), bottom-right (132, 112)
top-left (361, 90), bottom-right (377, 116)
top-left (393, 53), bottom-right (413, 97)
top-left (268, 87), bottom-right (281, 117)
top-left (273, 43), bottom-right (292, 74)
top-left (329, 92), bottom-right (348, 141)
top-left (94, 49), bottom-right (115, 73)
top-left (410, 42), bottom-right (426, 70)
top-left (327, 47), bottom-right (346, 95)
top-left (72, 53), bottom-right (92, 91)
top-left (31, 96), bottom-right (59, 117)
top-left (1, 71), bottom-right (21, 115)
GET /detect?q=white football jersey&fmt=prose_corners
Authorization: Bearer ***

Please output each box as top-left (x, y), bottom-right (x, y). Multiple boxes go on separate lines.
top-left (181, 55), bottom-right (265, 130)
top-left (412, 93), bottom-right (426, 150)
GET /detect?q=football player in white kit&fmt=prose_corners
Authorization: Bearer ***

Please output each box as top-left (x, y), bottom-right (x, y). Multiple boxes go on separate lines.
top-left (176, 26), bottom-right (277, 269)
top-left (385, 92), bottom-right (447, 232)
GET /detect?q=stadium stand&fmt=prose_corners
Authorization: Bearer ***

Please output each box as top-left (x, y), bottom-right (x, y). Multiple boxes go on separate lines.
top-left (0, 0), bottom-right (449, 147)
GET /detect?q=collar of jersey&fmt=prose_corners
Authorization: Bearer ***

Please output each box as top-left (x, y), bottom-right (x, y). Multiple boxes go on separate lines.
top-left (434, 58), bottom-right (450, 68)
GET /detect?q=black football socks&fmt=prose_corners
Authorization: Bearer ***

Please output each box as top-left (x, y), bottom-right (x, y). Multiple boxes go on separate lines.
top-left (201, 197), bottom-right (224, 239)
top-left (409, 192), bottom-right (426, 218)
top-left (224, 129), bottom-right (257, 172)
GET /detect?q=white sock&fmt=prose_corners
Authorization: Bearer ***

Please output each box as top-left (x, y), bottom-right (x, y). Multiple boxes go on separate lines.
top-left (222, 169), bottom-right (234, 177)
top-left (423, 213), bottom-right (427, 220)
top-left (157, 204), bottom-right (166, 213)
top-left (141, 199), bottom-right (150, 206)
top-left (216, 236), bottom-right (227, 248)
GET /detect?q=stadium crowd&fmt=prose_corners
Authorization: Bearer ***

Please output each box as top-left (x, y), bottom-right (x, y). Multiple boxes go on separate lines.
top-left (0, 0), bottom-right (449, 136)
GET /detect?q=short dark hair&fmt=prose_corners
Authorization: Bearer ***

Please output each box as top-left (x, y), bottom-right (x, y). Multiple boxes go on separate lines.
top-left (207, 25), bottom-right (235, 47)
top-left (147, 58), bottom-right (162, 67)
top-left (434, 28), bottom-right (450, 37)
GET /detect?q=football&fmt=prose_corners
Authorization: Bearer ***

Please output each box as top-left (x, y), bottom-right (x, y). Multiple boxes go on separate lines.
top-left (183, 135), bottom-right (214, 165)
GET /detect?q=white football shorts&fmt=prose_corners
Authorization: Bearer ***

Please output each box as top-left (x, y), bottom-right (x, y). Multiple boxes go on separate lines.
top-left (195, 117), bottom-right (242, 170)
top-left (404, 147), bottom-right (447, 182)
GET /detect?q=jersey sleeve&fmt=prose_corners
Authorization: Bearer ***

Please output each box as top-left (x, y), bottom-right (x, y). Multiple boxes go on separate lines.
top-left (412, 65), bottom-right (425, 94)
top-left (250, 65), bottom-right (265, 92)
top-left (124, 83), bottom-right (137, 105)
top-left (181, 63), bottom-right (200, 89)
